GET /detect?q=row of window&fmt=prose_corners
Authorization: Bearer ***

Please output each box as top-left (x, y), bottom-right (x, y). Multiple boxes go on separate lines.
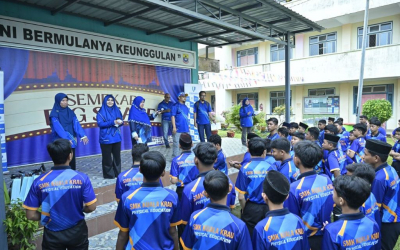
top-left (237, 22), bottom-right (393, 66)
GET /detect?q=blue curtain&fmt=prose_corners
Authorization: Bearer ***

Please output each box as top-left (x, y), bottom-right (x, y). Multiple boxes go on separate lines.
top-left (156, 66), bottom-right (190, 103)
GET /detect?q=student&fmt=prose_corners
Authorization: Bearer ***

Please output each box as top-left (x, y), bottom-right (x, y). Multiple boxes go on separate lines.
top-left (347, 123), bottom-right (367, 163)
top-left (334, 120), bottom-right (350, 156)
top-left (114, 151), bottom-right (180, 250)
top-left (306, 127), bottom-right (321, 146)
top-left (389, 127), bottom-right (400, 176)
top-left (351, 163), bottom-right (381, 228)
top-left (290, 132), bottom-right (305, 158)
top-left (327, 117), bottom-right (335, 125)
top-left (318, 120), bottom-right (327, 145)
top-left (367, 118), bottom-right (387, 142)
top-left (229, 133), bottom-right (259, 169)
top-left (180, 171), bottom-right (252, 250)
top-left (322, 134), bottom-right (346, 179)
top-left (271, 138), bottom-right (299, 183)
top-left (345, 130), bottom-right (356, 165)
top-left (298, 122), bottom-right (308, 134)
top-left (289, 122), bottom-right (299, 135)
top-left (322, 175), bottom-right (381, 250)
top-left (363, 139), bottom-right (400, 250)
top-left (263, 138), bottom-right (276, 165)
top-left (180, 143), bottom-right (236, 226)
top-left (285, 140), bottom-right (334, 250)
top-left (235, 137), bottom-right (277, 236)
top-left (391, 119), bottom-right (400, 143)
top-left (282, 122), bottom-right (291, 129)
top-left (23, 139), bottom-right (97, 249)
top-left (360, 115), bottom-right (371, 137)
top-left (208, 134), bottom-right (228, 175)
top-left (252, 170), bottom-right (310, 250)
top-left (267, 118), bottom-right (280, 141)
top-left (278, 127), bottom-right (289, 139)
top-left (170, 133), bottom-right (198, 201)
top-left (324, 124), bottom-right (338, 135)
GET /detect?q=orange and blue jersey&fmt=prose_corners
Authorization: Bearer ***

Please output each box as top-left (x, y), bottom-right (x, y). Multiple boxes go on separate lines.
top-left (392, 141), bottom-right (400, 163)
top-left (322, 213), bottom-right (381, 250)
top-left (284, 171), bottom-right (334, 237)
top-left (235, 158), bottom-right (277, 204)
top-left (338, 131), bottom-right (350, 153)
top-left (371, 163), bottom-right (400, 223)
top-left (214, 149), bottom-right (228, 175)
top-left (273, 157), bottom-right (299, 183)
top-left (360, 192), bottom-right (381, 228)
top-left (23, 166), bottom-right (96, 231)
top-left (180, 170), bottom-right (236, 224)
top-left (180, 203), bottom-right (252, 250)
top-left (115, 165), bottom-right (163, 202)
top-left (114, 182), bottom-right (181, 250)
top-left (323, 148), bottom-right (347, 180)
top-left (366, 133), bottom-right (387, 143)
top-left (252, 208), bottom-right (310, 250)
top-left (170, 151), bottom-right (199, 187)
top-left (268, 133), bottom-right (280, 141)
top-left (348, 137), bottom-right (366, 163)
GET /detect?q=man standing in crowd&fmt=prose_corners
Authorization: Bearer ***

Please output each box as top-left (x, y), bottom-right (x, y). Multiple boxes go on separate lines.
top-left (267, 118), bottom-right (280, 141)
top-left (24, 139), bottom-right (97, 249)
top-left (194, 91), bottom-right (214, 142)
top-left (158, 93), bottom-right (174, 148)
top-left (171, 92), bottom-right (189, 158)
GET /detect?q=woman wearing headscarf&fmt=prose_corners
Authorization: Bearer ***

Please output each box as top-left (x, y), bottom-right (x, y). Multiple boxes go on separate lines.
top-left (49, 93), bottom-right (89, 170)
top-left (239, 98), bottom-right (255, 146)
top-left (128, 96), bottom-right (160, 146)
top-left (97, 95), bottom-right (123, 179)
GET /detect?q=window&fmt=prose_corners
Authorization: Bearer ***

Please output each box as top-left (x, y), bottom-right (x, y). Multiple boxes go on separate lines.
top-left (237, 93), bottom-right (259, 110)
top-left (353, 84), bottom-right (394, 114)
top-left (310, 33), bottom-right (336, 56)
top-left (237, 48), bottom-right (258, 66)
top-left (270, 44), bottom-right (293, 62)
top-left (358, 22), bottom-right (392, 49)
top-left (270, 91), bottom-right (291, 113)
top-left (308, 88), bottom-right (335, 96)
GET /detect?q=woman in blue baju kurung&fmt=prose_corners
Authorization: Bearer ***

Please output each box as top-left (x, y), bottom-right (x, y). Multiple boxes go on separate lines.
top-left (49, 93), bottom-right (88, 170)
top-left (97, 95), bottom-right (123, 179)
top-left (239, 97), bottom-right (255, 146)
top-left (128, 96), bottom-right (160, 146)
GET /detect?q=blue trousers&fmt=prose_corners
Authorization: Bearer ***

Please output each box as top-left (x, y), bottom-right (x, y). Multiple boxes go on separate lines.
top-left (162, 120), bottom-right (172, 146)
top-left (197, 123), bottom-right (211, 142)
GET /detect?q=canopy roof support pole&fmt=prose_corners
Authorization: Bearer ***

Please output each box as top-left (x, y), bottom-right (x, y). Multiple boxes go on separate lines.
top-left (285, 32), bottom-right (291, 123)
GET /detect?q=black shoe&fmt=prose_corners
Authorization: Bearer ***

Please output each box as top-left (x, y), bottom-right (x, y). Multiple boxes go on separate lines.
top-left (166, 145), bottom-right (171, 148)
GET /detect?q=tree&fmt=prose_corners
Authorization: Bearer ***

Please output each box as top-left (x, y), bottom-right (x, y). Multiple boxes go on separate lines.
top-left (362, 99), bottom-right (392, 124)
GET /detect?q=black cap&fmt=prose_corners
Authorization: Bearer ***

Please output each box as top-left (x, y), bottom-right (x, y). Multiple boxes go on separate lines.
top-left (365, 139), bottom-right (392, 155)
top-left (324, 133), bottom-right (340, 143)
top-left (179, 133), bottom-right (192, 148)
top-left (247, 132), bottom-right (260, 140)
top-left (282, 122), bottom-right (290, 128)
top-left (264, 170), bottom-right (290, 196)
top-left (299, 122), bottom-right (309, 130)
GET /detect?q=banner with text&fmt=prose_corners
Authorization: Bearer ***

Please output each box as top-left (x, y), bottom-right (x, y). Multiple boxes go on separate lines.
top-left (0, 71), bottom-right (7, 172)
top-left (0, 16), bottom-right (196, 69)
top-left (184, 84), bottom-right (201, 142)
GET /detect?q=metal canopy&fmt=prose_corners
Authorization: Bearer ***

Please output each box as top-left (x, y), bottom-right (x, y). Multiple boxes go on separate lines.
top-left (9, 0), bottom-right (324, 47)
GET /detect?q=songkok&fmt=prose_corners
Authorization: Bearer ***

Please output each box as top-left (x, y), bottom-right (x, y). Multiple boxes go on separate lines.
top-left (365, 139), bottom-right (392, 155)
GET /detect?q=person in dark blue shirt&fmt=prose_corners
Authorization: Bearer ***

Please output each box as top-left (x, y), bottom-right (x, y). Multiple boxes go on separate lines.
top-left (239, 98), bottom-right (255, 146)
top-left (208, 134), bottom-right (228, 175)
top-left (181, 171), bottom-right (252, 250)
top-left (389, 127), bottom-right (400, 176)
top-left (172, 92), bottom-right (190, 157)
top-left (271, 138), bottom-right (299, 183)
top-left (24, 139), bottom-right (97, 249)
top-left (363, 139), bottom-right (400, 250)
top-left (114, 151), bottom-right (181, 250)
top-left (158, 93), bottom-right (174, 148)
top-left (347, 123), bottom-right (367, 163)
top-left (322, 134), bottom-right (346, 179)
top-left (253, 170), bottom-right (310, 250)
top-left (236, 138), bottom-right (277, 236)
top-left (367, 117), bottom-right (387, 142)
top-left (322, 175), bottom-right (381, 250)
top-left (284, 140), bottom-right (333, 250)
top-left (318, 120), bottom-right (327, 145)
top-left (267, 118), bottom-right (280, 141)
top-left (298, 122), bottom-right (308, 134)
top-left (194, 91), bottom-right (214, 142)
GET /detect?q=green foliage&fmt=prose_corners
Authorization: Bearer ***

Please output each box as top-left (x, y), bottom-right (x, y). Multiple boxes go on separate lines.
top-left (3, 199), bottom-right (41, 250)
top-left (362, 99), bottom-right (392, 124)
top-left (3, 180), bottom-right (10, 205)
top-left (253, 112), bottom-right (266, 126)
top-left (225, 105), bottom-right (265, 130)
top-left (273, 105), bottom-right (293, 115)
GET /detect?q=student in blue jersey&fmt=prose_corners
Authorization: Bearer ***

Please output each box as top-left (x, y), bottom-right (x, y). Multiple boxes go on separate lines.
top-left (284, 140), bottom-right (334, 250)
top-left (97, 95), bottom-right (124, 179)
top-left (229, 132), bottom-right (260, 170)
top-left (114, 151), bottom-right (181, 250)
top-left (290, 132), bottom-right (305, 158)
top-left (180, 142), bottom-right (236, 226)
top-left (322, 175), bottom-right (381, 250)
top-left (158, 93), bottom-right (174, 148)
top-left (350, 163), bottom-right (381, 228)
top-left (347, 123), bottom-right (367, 163)
top-left (334, 120), bottom-right (350, 156)
top-left (345, 130), bottom-right (356, 165)
top-left (271, 138), bottom-right (299, 183)
top-left (277, 127), bottom-right (289, 139)
top-left (49, 93), bottom-right (89, 170)
top-left (289, 122), bottom-right (299, 135)
top-left (318, 120), bottom-right (327, 145)
top-left (263, 138), bottom-right (276, 165)
top-left (367, 118), bottom-right (387, 142)
top-left (360, 115), bottom-right (371, 137)
top-left (363, 139), bottom-right (400, 250)
top-left (322, 134), bottom-right (346, 179)
top-left (23, 139), bottom-right (97, 249)
top-left (235, 137), bottom-right (278, 236)
top-left (240, 98), bottom-right (255, 146)
top-left (180, 171), bottom-right (252, 250)
top-left (253, 170), bottom-right (310, 250)
top-left (389, 127), bottom-right (400, 176)
top-left (328, 117), bottom-right (335, 125)
top-left (208, 134), bottom-right (228, 175)
top-left (391, 119), bottom-right (400, 143)
top-left (368, 116), bottom-right (387, 136)
top-left (298, 122), bottom-right (308, 134)
top-left (172, 92), bottom-right (190, 157)
top-left (306, 127), bottom-right (324, 174)
top-left (194, 91), bottom-right (215, 142)
top-left (115, 143), bottom-right (162, 202)
top-left (267, 118), bottom-right (280, 141)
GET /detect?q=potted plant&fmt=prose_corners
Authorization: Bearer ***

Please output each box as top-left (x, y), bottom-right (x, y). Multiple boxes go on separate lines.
top-left (227, 129), bottom-right (235, 138)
